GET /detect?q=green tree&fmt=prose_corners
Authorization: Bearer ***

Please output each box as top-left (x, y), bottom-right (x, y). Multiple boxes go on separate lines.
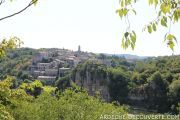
top-left (169, 80), bottom-right (180, 99)
top-left (0, 37), bottom-right (22, 58)
top-left (55, 75), bottom-right (71, 92)
top-left (108, 68), bottom-right (130, 104)
top-left (20, 80), bottom-right (43, 98)
top-left (146, 72), bottom-right (169, 112)
top-left (0, 104), bottom-right (14, 120)
top-left (169, 80), bottom-right (180, 114)
top-left (12, 84), bottom-right (128, 120)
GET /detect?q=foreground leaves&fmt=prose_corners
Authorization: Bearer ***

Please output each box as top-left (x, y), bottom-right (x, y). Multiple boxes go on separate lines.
top-left (117, 0), bottom-right (180, 50)
top-left (0, 37), bottom-right (22, 58)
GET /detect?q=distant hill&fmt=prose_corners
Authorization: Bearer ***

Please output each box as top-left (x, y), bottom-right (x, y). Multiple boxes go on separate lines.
top-left (102, 53), bottom-right (149, 60)
top-left (114, 54), bottom-right (149, 60)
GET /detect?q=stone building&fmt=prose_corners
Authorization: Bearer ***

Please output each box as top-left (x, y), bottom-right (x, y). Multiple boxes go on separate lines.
top-left (45, 69), bottom-right (58, 76)
top-left (78, 45), bottom-right (81, 52)
top-left (29, 48), bottom-right (101, 89)
top-left (37, 76), bottom-right (56, 85)
top-left (37, 63), bottom-right (51, 71)
top-left (33, 70), bottom-right (45, 77)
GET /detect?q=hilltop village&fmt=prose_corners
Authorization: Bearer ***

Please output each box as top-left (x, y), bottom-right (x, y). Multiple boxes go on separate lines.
top-left (30, 46), bottom-right (90, 83)
top-left (29, 46), bottom-right (111, 101)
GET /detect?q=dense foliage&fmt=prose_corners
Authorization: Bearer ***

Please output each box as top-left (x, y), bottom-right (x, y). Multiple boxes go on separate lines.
top-left (0, 48), bottom-right (38, 81)
top-left (70, 55), bottom-right (180, 114)
top-left (0, 37), bottom-right (22, 58)
top-left (0, 49), bottom-right (180, 118)
top-left (0, 77), bottom-right (128, 120)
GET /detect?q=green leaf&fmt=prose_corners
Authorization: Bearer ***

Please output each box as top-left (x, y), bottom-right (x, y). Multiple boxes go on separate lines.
top-left (131, 9), bottom-right (136, 15)
top-left (116, 9), bottom-right (123, 18)
top-left (32, 0), bottom-right (38, 5)
top-left (173, 9), bottom-right (180, 22)
top-left (167, 34), bottom-right (174, 41)
top-left (130, 31), bottom-right (136, 44)
top-left (123, 8), bottom-right (129, 16)
top-left (154, 0), bottom-right (158, 7)
top-left (158, 11), bottom-right (162, 16)
top-left (161, 16), bottom-right (167, 27)
top-left (121, 0), bottom-right (124, 7)
top-left (125, 38), bottom-right (129, 48)
top-left (124, 32), bottom-right (129, 38)
top-left (116, 8), bottom-right (129, 19)
top-left (164, 34), bottom-right (177, 51)
top-left (125, 0), bottom-right (131, 6)
top-left (148, 0), bottom-right (153, 5)
top-left (168, 41), bottom-right (175, 51)
top-left (152, 23), bottom-right (156, 31)
top-left (160, 3), bottom-right (171, 14)
top-left (131, 43), bottom-right (135, 50)
top-left (147, 25), bottom-right (152, 33)
top-left (121, 37), bottom-right (125, 48)
top-left (122, 31), bottom-right (137, 50)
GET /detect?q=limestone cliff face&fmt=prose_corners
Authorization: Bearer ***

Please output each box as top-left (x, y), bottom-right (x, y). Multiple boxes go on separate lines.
top-left (72, 61), bottom-right (110, 101)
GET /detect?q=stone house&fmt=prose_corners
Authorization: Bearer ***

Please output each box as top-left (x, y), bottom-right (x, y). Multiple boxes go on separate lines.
top-left (37, 76), bottom-right (56, 85)
top-left (45, 69), bottom-right (58, 76)
top-left (37, 63), bottom-right (51, 71)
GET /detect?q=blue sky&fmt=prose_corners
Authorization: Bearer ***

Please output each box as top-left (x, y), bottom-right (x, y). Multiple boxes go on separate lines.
top-left (0, 0), bottom-right (179, 56)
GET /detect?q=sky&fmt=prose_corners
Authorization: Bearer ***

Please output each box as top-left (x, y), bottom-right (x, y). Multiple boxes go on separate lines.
top-left (0, 0), bottom-right (179, 56)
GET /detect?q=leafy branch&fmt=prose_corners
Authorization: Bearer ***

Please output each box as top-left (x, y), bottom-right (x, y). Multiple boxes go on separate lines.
top-left (117, 0), bottom-right (180, 51)
top-left (116, 0), bottom-right (137, 50)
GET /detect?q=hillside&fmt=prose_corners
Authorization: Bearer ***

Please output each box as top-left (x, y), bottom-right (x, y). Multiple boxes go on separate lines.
top-left (0, 48), bottom-right (180, 115)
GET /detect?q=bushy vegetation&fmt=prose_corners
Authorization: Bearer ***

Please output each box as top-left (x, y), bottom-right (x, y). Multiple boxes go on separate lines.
top-left (0, 48), bottom-right (38, 81)
top-left (69, 55), bottom-right (180, 114)
top-left (0, 77), bottom-right (128, 120)
top-left (1, 49), bottom-right (180, 117)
